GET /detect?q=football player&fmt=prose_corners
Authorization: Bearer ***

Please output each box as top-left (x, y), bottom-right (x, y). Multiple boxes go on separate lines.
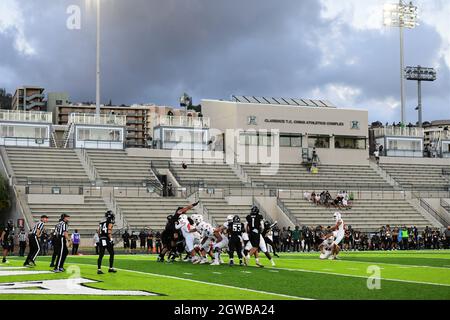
top-left (97, 210), bottom-right (117, 274)
top-left (211, 215), bottom-right (232, 266)
top-left (328, 212), bottom-right (345, 260)
top-left (198, 221), bottom-right (215, 264)
top-left (175, 214), bottom-right (199, 264)
top-left (245, 206), bottom-right (264, 267)
top-left (262, 220), bottom-right (280, 258)
top-left (319, 233), bottom-right (335, 260)
top-left (228, 215), bottom-right (244, 266)
top-left (157, 201), bottom-right (199, 262)
top-left (1, 220), bottom-right (14, 264)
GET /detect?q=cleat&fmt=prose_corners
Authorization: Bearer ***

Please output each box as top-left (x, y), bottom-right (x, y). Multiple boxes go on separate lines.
top-left (271, 260), bottom-right (276, 267)
top-left (97, 269), bottom-right (104, 274)
top-left (199, 259), bottom-right (208, 265)
top-left (229, 260), bottom-right (234, 267)
top-left (52, 269), bottom-right (61, 273)
top-left (108, 268), bottom-right (117, 273)
top-left (256, 262), bottom-right (264, 268)
top-left (49, 264), bottom-right (54, 268)
top-left (210, 260), bottom-right (220, 266)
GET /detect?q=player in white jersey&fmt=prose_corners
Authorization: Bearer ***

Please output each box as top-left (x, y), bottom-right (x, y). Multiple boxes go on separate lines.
top-left (175, 214), bottom-right (199, 264)
top-left (328, 212), bottom-right (344, 259)
top-left (319, 234), bottom-right (335, 260)
top-left (197, 221), bottom-right (215, 264)
top-left (210, 215), bottom-right (233, 265)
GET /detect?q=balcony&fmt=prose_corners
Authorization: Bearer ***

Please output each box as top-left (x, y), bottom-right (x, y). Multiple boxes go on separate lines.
top-left (153, 115), bottom-right (210, 128)
top-left (428, 130), bottom-right (450, 141)
top-left (373, 126), bottom-right (424, 138)
top-left (68, 113), bottom-right (126, 126)
top-left (0, 110), bottom-right (52, 123)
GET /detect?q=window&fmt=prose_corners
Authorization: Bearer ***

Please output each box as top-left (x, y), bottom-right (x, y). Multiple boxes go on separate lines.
top-left (78, 128), bottom-right (121, 142)
top-left (239, 132), bottom-right (273, 146)
top-left (1, 126), bottom-right (14, 137)
top-left (335, 137), bottom-right (366, 150)
top-left (279, 134), bottom-right (302, 147)
top-left (388, 139), bottom-right (421, 151)
top-left (55, 100), bottom-right (63, 106)
top-left (308, 136), bottom-right (330, 148)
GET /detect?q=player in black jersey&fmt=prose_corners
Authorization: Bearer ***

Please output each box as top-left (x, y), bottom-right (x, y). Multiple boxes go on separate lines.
top-left (245, 206), bottom-right (264, 267)
top-left (157, 201), bottom-right (199, 262)
top-left (262, 220), bottom-right (280, 258)
top-left (228, 215), bottom-right (244, 266)
top-left (1, 220), bottom-right (14, 264)
top-left (97, 210), bottom-right (117, 274)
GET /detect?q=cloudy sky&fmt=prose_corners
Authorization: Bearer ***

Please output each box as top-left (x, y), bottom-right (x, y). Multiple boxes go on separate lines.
top-left (0, 0), bottom-right (449, 123)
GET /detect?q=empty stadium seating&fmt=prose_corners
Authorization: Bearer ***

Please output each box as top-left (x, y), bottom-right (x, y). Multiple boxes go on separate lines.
top-left (380, 163), bottom-right (450, 190)
top-left (242, 163), bottom-right (392, 190)
top-left (279, 198), bottom-right (433, 232)
top-left (28, 196), bottom-right (107, 236)
top-left (170, 162), bottom-right (244, 187)
top-left (5, 147), bottom-right (89, 184)
top-left (87, 150), bottom-right (160, 185)
top-left (200, 197), bottom-right (252, 225)
top-left (115, 196), bottom-right (192, 231)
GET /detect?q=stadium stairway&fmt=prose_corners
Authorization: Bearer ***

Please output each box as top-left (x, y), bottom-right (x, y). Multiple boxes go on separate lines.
top-left (379, 163), bottom-right (450, 191)
top-left (241, 163), bottom-right (393, 190)
top-left (28, 195), bottom-right (108, 237)
top-left (277, 198), bottom-right (436, 232)
top-left (3, 147), bottom-right (90, 184)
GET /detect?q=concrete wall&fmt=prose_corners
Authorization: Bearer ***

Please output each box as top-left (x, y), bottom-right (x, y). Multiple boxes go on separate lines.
top-left (202, 99), bottom-right (369, 165)
top-left (126, 147), bottom-right (225, 163)
top-left (255, 196), bottom-right (295, 228)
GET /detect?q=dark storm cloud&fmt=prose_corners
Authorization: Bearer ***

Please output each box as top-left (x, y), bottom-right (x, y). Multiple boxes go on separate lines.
top-left (0, 0), bottom-right (449, 123)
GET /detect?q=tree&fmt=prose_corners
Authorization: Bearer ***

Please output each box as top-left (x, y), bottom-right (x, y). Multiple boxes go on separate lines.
top-left (0, 176), bottom-right (11, 210)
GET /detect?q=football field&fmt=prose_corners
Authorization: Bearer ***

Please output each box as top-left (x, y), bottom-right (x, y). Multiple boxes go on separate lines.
top-left (1, 251), bottom-right (450, 300)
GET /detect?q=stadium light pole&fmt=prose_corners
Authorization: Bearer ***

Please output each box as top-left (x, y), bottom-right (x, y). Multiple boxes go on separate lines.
top-left (384, 1), bottom-right (419, 125)
top-left (405, 66), bottom-right (437, 128)
top-left (96, 0), bottom-right (101, 117)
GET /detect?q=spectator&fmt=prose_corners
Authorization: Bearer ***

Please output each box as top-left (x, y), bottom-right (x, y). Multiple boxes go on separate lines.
top-left (379, 144), bottom-right (384, 156)
top-left (139, 229), bottom-right (147, 253)
top-left (374, 149), bottom-right (380, 164)
top-left (71, 230), bottom-right (81, 255)
top-left (272, 226), bottom-right (280, 253)
top-left (280, 227), bottom-right (289, 252)
top-left (167, 182), bottom-right (174, 197)
top-left (147, 231), bottom-right (154, 254)
top-left (292, 226), bottom-right (301, 252)
top-left (303, 191), bottom-right (311, 202)
top-left (18, 229), bottom-right (27, 257)
top-left (445, 227), bottom-right (450, 249)
top-left (155, 231), bottom-right (162, 254)
top-left (93, 231), bottom-right (100, 255)
top-left (122, 230), bottom-right (130, 254)
top-left (131, 231), bottom-right (138, 254)
top-left (182, 162), bottom-right (188, 170)
top-left (40, 231), bottom-right (48, 256)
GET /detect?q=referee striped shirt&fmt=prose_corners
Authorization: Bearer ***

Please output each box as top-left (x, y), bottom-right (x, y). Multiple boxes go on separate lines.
top-left (31, 222), bottom-right (45, 236)
top-left (55, 221), bottom-right (68, 238)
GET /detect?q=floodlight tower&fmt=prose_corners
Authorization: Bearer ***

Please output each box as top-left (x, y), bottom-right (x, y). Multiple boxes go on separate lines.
top-left (405, 66), bottom-right (437, 128)
top-left (384, 1), bottom-right (419, 125)
top-left (96, 0), bottom-right (101, 116)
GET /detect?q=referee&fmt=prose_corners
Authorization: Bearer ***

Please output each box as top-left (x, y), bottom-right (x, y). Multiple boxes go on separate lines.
top-left (24, 215), bottom-right (48, 267)
top-left (53, 214), bottom-right (71, 273)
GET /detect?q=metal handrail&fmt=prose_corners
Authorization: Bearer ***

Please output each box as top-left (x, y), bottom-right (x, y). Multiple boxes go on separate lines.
top-left (276, 197), bottom-right (300, 226)
top-left (440, 199), bottom-right (450, 214)
top-left (419, 198), bottom-right (450, 227)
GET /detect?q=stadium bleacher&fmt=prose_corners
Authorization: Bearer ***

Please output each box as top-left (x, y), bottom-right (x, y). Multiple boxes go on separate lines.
top-left (241, 163), bottom-right (393, 190)
top-left (170, 161), bottom-right (244, 187)
top-left (87, 150), bottom-right (161, 185)
top-left (379, 163), bottom-right (450, 190)
top-left (5, 147), bottom-right (89, 184)
top-left (28, 196), bottom-right (107, 236)
top-left (114, 196), bottom-right (192, 231)
top-left (279, 198), bottom-right (433, 232)
top-left (199, 197), bottom-right (252, 225)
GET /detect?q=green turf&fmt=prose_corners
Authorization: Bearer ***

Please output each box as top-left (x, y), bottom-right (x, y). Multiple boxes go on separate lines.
top-left (1, 251), bottom-right (450, 300)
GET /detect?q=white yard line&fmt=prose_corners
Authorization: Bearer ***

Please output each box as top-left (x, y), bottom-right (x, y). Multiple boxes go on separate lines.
top-left (72, 263), bottom-right (311, 300)
top-left (271, 266), bottom-right (450, 287)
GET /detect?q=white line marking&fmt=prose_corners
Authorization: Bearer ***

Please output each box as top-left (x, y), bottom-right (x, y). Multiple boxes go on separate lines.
top-left (212, 272), bottom-right (222, 275)
top-left (72, 263), bottom-right (309, 300)
top-left (269, 270), bottom-right (279, 273)
top-left (274, 266), bottom-right (450, 287)
top-left (0, 270), bottom-right (52, 277)
top-left (183, 273), bottom-right (193, 276)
